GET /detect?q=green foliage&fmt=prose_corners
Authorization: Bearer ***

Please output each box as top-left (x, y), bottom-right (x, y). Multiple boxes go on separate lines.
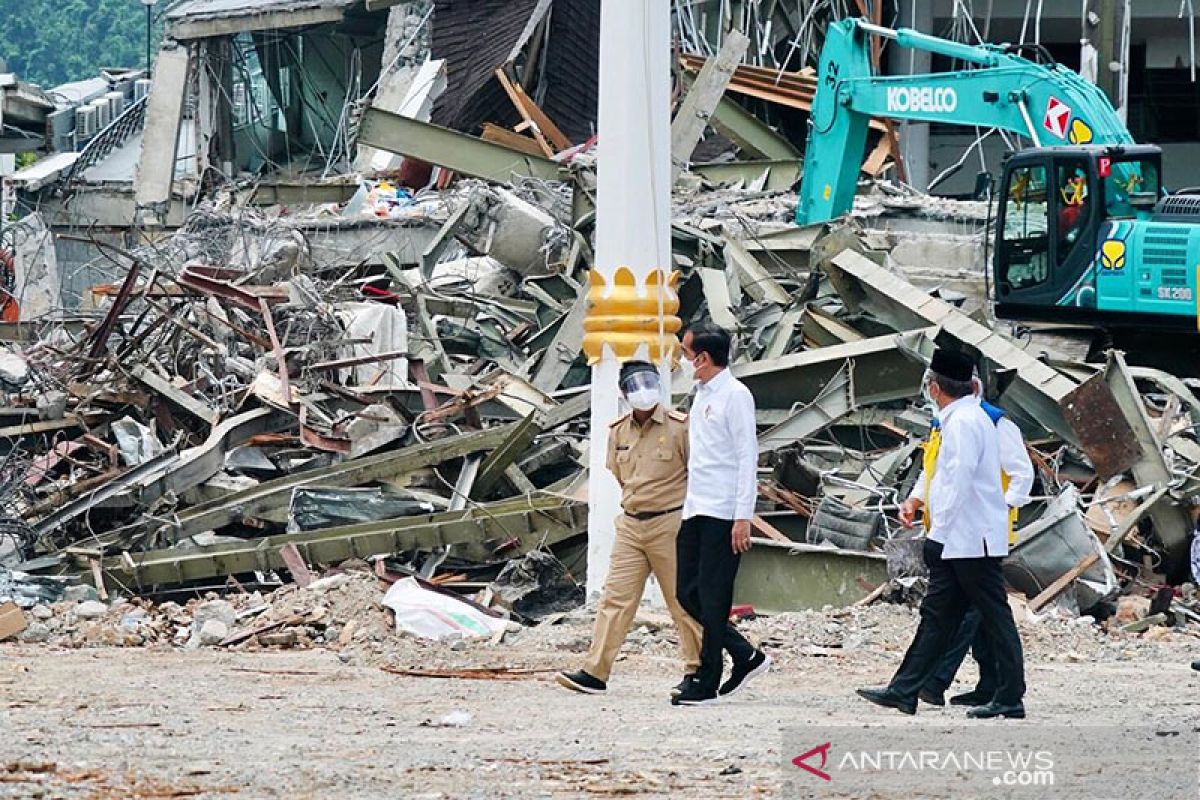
top-left (14, 152), bottom-right (37, 169)
top-left (0, 0), bottom-right (165, 88)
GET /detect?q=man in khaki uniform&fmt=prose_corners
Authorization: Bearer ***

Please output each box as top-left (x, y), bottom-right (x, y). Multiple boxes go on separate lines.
top-left (557, 361), bottom-right (702, 694)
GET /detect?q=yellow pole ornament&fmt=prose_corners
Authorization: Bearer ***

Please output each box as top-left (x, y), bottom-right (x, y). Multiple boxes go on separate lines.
top-left (582, 266), bottom-right (681, 364)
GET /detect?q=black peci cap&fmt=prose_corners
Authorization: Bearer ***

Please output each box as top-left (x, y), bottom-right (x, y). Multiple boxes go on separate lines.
top-left (930, 349), bottom-right (975, 383)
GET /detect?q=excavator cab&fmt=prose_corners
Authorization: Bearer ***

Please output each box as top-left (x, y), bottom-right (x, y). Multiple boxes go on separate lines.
top-left (992, 145), bottom-right (1179, 329)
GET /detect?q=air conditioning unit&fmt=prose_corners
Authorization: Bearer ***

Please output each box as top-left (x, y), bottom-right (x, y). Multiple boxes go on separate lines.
top-left (90, 97), bottom-right (111, 130)
top-left (105, 91), bottom-right (125, 118)
top-left (134, 79), bottom-right (152, 102)
top-left (75, 105), bottom-right (98, 141)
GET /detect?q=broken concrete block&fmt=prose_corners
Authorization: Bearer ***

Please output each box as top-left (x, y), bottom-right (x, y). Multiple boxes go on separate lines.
top-left (193, 599), bottom-right (236, 631)
top-left (461, 188), bottom-right (564, 274)
top-left (1115, 595), bottom-right (1151, 625)
top-left (198, 619), bottom-right (228, 646)
top-left (18, 621), bottom-right (49, 643)
top-left (431, 256), bottom-right (519, 297)
top-left (73, 600), bottom-right (108, 620)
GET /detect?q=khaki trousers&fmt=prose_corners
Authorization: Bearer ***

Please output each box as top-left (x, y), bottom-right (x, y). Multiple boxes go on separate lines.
top-left (583, 511), bottom-right (701, 681)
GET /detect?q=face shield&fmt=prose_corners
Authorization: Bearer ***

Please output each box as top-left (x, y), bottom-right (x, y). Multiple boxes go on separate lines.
top-left (920, 369), bottom-right (935, 405)
top-left (620, 369), bottom-right (661, 411)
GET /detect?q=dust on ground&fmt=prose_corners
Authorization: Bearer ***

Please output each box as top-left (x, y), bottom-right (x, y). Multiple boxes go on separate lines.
top-left (1, 592), bottom-right (1198, 799)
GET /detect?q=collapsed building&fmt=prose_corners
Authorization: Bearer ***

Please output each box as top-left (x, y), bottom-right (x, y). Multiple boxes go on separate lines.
top-left (0, 0), bottom-right (1197, 651)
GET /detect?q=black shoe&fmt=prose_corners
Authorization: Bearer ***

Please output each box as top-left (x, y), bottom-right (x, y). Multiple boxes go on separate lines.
top-left (1192, 660), bottom-right (1200, 672)
top-left (967, 701), bottom-right (1026, 719)
top-left (719, 650), bottom-right (772, 697)
top-left (555, 670), bottom-right (606, 694)
top-left (856, 687), bottom-right (916, 715)
top-left (672, 684), bottom-right (719, 706)
top-left (919, 688), bottom-right (945, 706)
top-left (949, 688), bottom-right (994, 706)
top-left (670, 673), bottom-right (696, 697)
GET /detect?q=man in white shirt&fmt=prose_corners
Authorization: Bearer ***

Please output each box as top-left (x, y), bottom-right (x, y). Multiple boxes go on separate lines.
top-left (912, 377), bottom-right (1035, 707)
top-left (671, 323), bottom-right (770, 707)
top-left (857, 349), bottom-right (1027, 719)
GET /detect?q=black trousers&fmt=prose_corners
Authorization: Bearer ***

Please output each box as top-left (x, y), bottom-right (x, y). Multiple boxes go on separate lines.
top-left (676, 515), bottom-right (757, 693)
top-left (924, 606), bottom-right (998, 697)
top-left (889, 539), bottom-right (1025, 705)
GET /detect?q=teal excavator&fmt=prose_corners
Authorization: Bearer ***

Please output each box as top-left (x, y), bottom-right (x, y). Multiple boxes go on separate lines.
top-left (797, 18), bottom-right (1200, 345)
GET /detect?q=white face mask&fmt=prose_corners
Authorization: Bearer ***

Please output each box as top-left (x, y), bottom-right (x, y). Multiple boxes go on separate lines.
top-left (625, 387), bottom-right (660, 411)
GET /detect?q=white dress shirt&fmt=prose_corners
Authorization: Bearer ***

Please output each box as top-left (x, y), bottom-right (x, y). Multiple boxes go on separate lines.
top-left (920, 395), bottom-right (1010, 559)
top-left (682, 369), bottom-right (758, 521)
top-left (996, 416), bottom-right (1034, 508)
top-left (910, 411), bottom-right (1035, 510)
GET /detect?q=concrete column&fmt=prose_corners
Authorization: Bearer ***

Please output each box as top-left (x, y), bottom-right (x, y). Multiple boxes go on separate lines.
top-left (889, 0), bottom-right (932, 191)
top-left (583, 0), bottom-right (679, 598)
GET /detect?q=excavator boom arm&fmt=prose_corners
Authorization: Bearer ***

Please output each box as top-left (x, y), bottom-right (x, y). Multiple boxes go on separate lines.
top-left (796, 18), bottom-right (1133, 224)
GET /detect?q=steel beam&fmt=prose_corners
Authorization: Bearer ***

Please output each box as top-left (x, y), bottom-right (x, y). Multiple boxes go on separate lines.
top-left (672, 30), bottom-right (749, 180)
top-left (733, 538), bottom-right (889, 613)
top-left (691, 160), bottom-right (801, 191)
top-left (708, 95), bottom-right (801, 161)
top-left (128, 365), bottom-right (219, 426)
top-left (471, 413), bottom-right (542, 499)
top-left (824, 249), bottom-right (1085, 443)
top-left (419, 203), bottom-right (470, 279)
top-left (357, 108), bottom-right (562, 184)
top-left (763, 306), bottom-right (803, 360)
top-left (758, 359), bottom-right (856, 453)
top-left (89, 496), bottom-right (586, 591)
top-left (157, 423), bottom-right (519, 543)
top-left (1103, 351), bottom-right (1193, 575)
top-left (733, 333), bottom-right (926, 411)
top-left (530, 288), bottom-right (589, 393)
top-left (723, 237), bottom-right (791, 305)
top-left (32, 448), bottom-right (180, 539)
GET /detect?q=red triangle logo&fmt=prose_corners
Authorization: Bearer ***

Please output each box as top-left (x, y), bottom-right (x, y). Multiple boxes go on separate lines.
top-left (1043, 97), bottom-right (1071, 139)
top-left (792, 742), bottom-right (832, 781)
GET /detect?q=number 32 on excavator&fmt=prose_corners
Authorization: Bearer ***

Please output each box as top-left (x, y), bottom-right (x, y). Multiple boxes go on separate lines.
top-left (796, 17), bottom-right (1200, 352)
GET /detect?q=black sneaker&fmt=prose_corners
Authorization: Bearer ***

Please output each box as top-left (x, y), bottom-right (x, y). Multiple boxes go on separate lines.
top-left (672, 684), bottom-right (719, 706)
top-left (1192, 660), bottom-right (1200, 672)
top-left (718, 650), bottom-right (772, 697)
top-left (555, 670), bottom-right (606, 694)
top-left (670, 673), bottom-right (696, 697)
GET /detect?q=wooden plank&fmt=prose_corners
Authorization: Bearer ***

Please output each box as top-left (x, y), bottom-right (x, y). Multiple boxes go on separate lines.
top-left (506, 74), bottom-right (571, 151)
top-left (1027, 553), bottom-right (1100, 613)
top-left (494, 69), bottom-right (558, 156)
top-left (751, 514), bottom-right (792, 544)
top-left (854, 581), bottom-right (889, 606)
top-left (480, 122), bottom-right (546, 157)
top-left (861, 135), bottom-right (892, 177)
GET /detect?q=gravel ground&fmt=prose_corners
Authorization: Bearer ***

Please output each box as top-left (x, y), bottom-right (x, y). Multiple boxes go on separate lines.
top-left (1, 600), bottom-right (1198, 799)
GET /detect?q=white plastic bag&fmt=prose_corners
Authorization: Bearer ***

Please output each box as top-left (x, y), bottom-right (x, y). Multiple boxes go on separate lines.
top-left (381, 577), bottom-right (507, 641)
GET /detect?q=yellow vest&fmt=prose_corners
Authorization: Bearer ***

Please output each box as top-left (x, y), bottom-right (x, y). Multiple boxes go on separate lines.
top-left (920, 427), bottom-right (1018, 544)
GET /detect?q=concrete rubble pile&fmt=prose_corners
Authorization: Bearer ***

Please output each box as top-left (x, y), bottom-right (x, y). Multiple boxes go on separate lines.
top-left (1, 2), bottom-right (1198, 655)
